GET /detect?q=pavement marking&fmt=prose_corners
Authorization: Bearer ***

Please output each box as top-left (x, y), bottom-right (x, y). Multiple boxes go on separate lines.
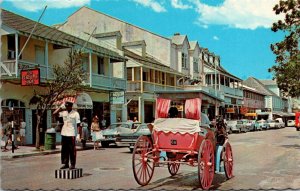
top-left (93, 167), bottom-right (124, 171)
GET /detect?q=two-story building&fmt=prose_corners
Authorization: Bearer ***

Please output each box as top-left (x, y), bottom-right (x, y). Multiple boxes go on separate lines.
top-left (58, 7), bottom-right (224, 122)
top-left (0, 9), bottom-right (126, 145)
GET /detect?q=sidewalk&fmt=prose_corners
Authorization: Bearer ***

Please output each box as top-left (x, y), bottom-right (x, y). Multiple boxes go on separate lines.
top-left (1, 142), bottom-right (94, 159)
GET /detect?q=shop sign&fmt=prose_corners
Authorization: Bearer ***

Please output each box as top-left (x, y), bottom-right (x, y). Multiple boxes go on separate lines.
top-left (110, 91), bottom-right (125, 104)
top-left (240, 107), bottom-right (248, 114)
top-left (21, 69), bottom-right (40, 86)
top-left (226, 108), bottom-right (235, 113)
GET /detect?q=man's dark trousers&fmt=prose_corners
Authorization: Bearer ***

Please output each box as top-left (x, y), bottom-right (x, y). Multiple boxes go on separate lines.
top-left (61, 135), bottom-right (76, 167)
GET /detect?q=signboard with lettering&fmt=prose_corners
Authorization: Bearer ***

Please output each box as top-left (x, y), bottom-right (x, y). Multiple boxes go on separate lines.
top-left (240, 107), bottom-right (248, 114)
top-left (110, 91), bottom-right (125, 104)
top-left (21, 69), bottom-right (40, 86)
top-left (226, 108), bottom-right (235, 113)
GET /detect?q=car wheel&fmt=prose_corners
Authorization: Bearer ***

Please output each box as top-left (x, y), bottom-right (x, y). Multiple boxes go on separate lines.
top-left (129, 148), bottom-right (134, 153)
top-left (101, 141), bottom-right (110, 148)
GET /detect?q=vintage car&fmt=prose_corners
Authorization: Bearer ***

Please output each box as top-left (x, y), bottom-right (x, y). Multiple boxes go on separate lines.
top-left (115, 123), bottom-right (151, 152)
top-left (236, 119), bottom-right (249, 133)
top-left (255, 119), bottom-right (269, 130)
top-left (101, 122), bottom-right (141, 147)
top-left (274, 118), bottom-right (285, 128)
top-left (226, 120), bottom-right (239, 133)
top-left (287, 120), bottom-right (295, 127)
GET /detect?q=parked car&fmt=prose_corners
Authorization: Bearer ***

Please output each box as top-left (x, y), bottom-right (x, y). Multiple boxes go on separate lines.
top-left (101, 122), bottom-right (141, 147)
top-left (226, 120), bottom-right (239, 133)
top-left (236, 119), bottom-right (249, 133)
top-left (115, 123), bottom-right (151, 152)
top-left (247, 120), bottom-right (256, 131)
top-left (275, 118), bottom-right (285, 128)
top-left (255, 119), bottom-right (269, 130)
top-left (287, 120), bottom-right (295, 127)
top-left (266, 119), bottom-right (277, 129)
top-left (296, 112), bottom-right (300, 131)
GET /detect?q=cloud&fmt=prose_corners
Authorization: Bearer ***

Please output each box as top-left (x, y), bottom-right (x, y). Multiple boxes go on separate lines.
top-left (171, 0), bottom-right (192, 9)
top-left (213, 36), bottom-right (219, 40)
top-left (192, 0), bottom-right (284, 30)
top-left (132, 0), bottom-right (166, 12)
top-left (4, 0), bottom-right (90, 12)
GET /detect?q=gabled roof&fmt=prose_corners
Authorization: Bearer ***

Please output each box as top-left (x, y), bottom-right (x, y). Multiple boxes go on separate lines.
top-left (1, 9), bottom-right (125, 61)
top-left (189, 41), bottom-right (199, 50)
top-left (123, 49), bottom-right (184, 76)
top-left (260, 79), bottom-right (277, 86)
top-left (171, 34), bottom-right (188, 46)
top-left (243, 77), bottom-right (278, 96)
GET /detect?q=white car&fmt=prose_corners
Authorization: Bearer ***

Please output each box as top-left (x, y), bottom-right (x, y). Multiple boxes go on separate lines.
top-left (275, 118), bottom-right (285, 128)
top-left (287, 120), bottom-right (295, 127)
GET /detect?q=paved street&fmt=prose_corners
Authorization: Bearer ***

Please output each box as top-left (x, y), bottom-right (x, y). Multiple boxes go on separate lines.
top-left (1, 127), bottom-right (300, 190)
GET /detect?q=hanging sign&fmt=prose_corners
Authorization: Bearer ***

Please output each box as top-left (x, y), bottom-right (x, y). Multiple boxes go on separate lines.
top-left (110, 91), bottom-right (125, 104)
top-left (21, 68), bottom-right (40, 86)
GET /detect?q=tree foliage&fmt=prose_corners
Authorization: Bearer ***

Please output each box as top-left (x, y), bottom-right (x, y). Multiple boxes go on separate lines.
top-left (29, 49), bottom-right (87, 148)
top-left (270, 0), bottom-right (300, 97)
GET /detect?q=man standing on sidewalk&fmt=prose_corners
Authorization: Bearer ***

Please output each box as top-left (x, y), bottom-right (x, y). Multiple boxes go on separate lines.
top-left (53, 101), bottom-right (80, 170)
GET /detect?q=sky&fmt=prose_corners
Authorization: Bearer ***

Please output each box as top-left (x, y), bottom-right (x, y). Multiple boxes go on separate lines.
top-left (1, 0), bottom-right (286, 80)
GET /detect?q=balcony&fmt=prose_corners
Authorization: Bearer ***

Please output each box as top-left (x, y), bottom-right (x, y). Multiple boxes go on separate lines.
top-left (220, 85), bottom-right (243, 98)
top-left (1, 59), bottom-right (126, 91)
top-left (1, 60), bottom-right (54, 80)
top-left (127, 81), bottom-right (182, 92)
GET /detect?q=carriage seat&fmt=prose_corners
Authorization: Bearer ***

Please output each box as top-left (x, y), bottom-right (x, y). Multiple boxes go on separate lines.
top-left (153, 118), bottom-right (201, 134)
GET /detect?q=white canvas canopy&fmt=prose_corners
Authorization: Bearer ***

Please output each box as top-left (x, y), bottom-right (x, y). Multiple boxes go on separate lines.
top-left (153, 118), bottom-right (201, 134)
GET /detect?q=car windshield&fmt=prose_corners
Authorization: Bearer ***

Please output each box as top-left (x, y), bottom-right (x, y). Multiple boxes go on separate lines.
top-left (109, 123), bottom-right (131, 129)
top-left (237, 121), bottom-right (243, 124)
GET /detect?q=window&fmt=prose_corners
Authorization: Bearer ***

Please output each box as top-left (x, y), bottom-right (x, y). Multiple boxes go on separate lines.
top-left (97, 56), bottom-right (105, 75)
top-left (193, 57), bottom-right (199, 73)
top-left (127, 68), bottom-right (132, 80)
top-left (181, 53), bottom-right (188, 69)
top-left (7, 35), bottom-right (21, 60)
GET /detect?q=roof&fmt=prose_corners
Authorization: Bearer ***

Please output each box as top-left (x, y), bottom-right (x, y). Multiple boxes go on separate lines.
top-left (1, 9), bottom-right (125, 62)
top-left (242, 84), bottom-right (268, 96)
top-left (122, 40), bottom-right (146, 47)
top-left (243, 77), bottom-right (278, 96)
top-left (123, 49), bottom-right (184, 76)
top-left (204, 62), bottom-right (242, 81)
top-left (189, 41), bottom-right (198, 50)
top-left (260, 79), bottom-right (277, 86)
top-left (171, 34), bottom-right (187, 46)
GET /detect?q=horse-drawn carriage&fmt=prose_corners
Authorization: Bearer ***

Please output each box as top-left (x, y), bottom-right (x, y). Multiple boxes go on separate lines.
top-left (132, 93), bottom-right (234, 190)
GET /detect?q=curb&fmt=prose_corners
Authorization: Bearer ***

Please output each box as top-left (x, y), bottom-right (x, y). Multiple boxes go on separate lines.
top-left (1, 146), bottom-right (94, 160)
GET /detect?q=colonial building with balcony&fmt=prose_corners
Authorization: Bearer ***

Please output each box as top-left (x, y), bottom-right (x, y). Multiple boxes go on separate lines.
top-left (0, 9), bottom-right (126, 145)
top-left (202, 49), bottom-right (243, 120)
top-left (243, 77), bottom-right (293, 122)
top-left (241, 85), bottom-right (267, 119)
top-left (58, 6), bottom-right (223, 122)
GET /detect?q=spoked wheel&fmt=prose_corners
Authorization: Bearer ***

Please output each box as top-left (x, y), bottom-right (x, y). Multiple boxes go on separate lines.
top-left (198, 139), bottom-right (215, 190)
top-left (132, 136), bottom-right (155, 186)
top-left (167, 159), bottom-right (180, 176)
top-left (223, 142), bottom-right (234, 179)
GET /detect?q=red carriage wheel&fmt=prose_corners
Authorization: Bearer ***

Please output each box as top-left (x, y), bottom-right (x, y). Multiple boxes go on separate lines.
top-left (223, 142), bottom-right (234, 179)
top-left (198, 139), bottom-right (215, 190)
top-left (132, 136), bottom-right (155, 186)
top-left (167, 159), bottom-right (180, 176)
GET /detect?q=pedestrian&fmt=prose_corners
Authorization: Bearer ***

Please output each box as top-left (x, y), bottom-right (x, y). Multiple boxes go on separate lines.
top-left (101, 115), bottom-right (106, 129)
top-left (2, 116), bottom-right (16, 151)
top-left (133, 116), bottom-right (138, 122)
top-left (91, 116), bottom-right (101, 150)
top-left (19, 119), bottom-right (26, 146)
top-left (127, 116), bottom-right (133, 122)
top-left (53, 101), bottom-right (80, 170)
top-left (80, 117), bottom-right (89, 149)
top-left (117, 117), bottom-right (121, 122)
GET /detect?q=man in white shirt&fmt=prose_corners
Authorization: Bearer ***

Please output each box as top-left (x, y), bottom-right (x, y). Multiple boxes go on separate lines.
top-left (53, 101), bottom-right (80, 170)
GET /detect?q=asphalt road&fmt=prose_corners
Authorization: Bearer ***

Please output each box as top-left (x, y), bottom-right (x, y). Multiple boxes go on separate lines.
top-left (1, 127), bottom-right (300, 190)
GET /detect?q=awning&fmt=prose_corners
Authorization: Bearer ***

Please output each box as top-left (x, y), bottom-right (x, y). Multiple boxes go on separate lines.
top-left (273, 111), bottom-right (295, 117)
top-left (74, 92), bottom-right (93, 109)
top-left (245, 113), bottom-right (257, 117)
top-left (53, 92), bottom-right (93, 109)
